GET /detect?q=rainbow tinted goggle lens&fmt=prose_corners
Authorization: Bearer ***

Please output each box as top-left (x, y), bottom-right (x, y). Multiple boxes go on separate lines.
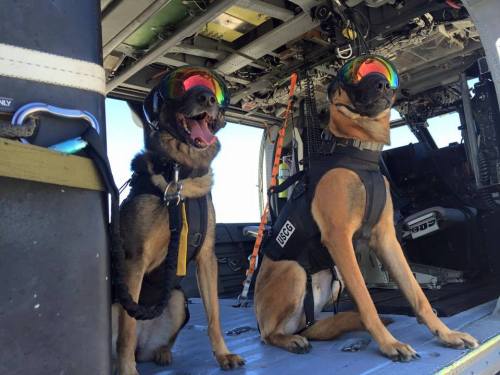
top-left (159, 66), bottom-right (230, 108)
top-left (338, 55), bottom-right (399, 89)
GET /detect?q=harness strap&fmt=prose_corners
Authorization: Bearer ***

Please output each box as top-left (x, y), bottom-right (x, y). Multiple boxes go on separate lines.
top-left (176, 202), bottom-right (189, 276)
top-left (81, 127), bottom-right (179, 320)
top-left (300, 266), bottom-right (343, 332)
top-left (335, 137), bottom-right (384, 152)
top-left (304, 272), bottom-right (316, 328)
top-left (356, 171), bottom-right (387, 239)
top-left (188, 196), bottom-right (208, 252)
top-left (268, 170), bottom-right (305, 196)
top-left (268, 170), bottom-right (305, 222)
top-left (127, 166), bottom-right (209, 265)
top-left (369, 172), bottom-right (387, 226)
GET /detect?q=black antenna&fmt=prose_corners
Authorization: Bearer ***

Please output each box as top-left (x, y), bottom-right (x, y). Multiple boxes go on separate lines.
top-left (303, 70), bottom-right (322, 168)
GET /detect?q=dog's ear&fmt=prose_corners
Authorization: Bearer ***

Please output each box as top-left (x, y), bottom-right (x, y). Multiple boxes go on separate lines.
top-left (327, 79), bottom-right (341, 103)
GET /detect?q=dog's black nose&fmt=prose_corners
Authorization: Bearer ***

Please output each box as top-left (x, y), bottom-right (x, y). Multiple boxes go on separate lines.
top-left (348, 73), bottom-right (393, 117)
top-left (363, 74), bottom-right (392, 95)
top-left (351, 74), bottom-right (394, 104)
top-left (375, 78), bottom-right (391, 93)
top-left (197, 92), bottom-right (217, 107)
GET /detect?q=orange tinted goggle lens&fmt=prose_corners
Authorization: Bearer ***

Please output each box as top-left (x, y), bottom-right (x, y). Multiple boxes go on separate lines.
top-left (339, 56), bottom-right (399, 89)
top-left (161, 66), bottom-right (230, 108)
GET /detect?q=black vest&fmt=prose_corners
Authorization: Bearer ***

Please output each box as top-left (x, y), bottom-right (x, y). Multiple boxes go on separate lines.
top-left (263, 145), bottom-right (387, 275)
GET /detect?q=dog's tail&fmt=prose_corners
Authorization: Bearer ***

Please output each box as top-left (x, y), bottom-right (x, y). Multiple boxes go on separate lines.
top-left (300, 311), bottom-right (393, 341)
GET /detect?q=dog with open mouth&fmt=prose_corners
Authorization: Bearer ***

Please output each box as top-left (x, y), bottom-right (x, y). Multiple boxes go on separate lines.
top-left (254, 55), bottom-right (479, 360)
top-left (113, 66), bottom-right (244, 375)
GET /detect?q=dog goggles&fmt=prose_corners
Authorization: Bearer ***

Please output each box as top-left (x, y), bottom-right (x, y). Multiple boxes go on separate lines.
top-left (338, 55), bottom-right (399, 89)
top-left (160, 66), bottom-right (230, 108)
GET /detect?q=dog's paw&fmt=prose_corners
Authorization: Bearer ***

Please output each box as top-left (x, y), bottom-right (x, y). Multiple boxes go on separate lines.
top-left (215, 353), bottom-right (245, 370)
top-left (284, 335), bottom-right (312, 354)
top-left (117, 362), bottom-right (139, 375)
top-left (436, 329), bottom-right (479, 349)
top-left (380, 340), bottom-right (420, 362)
top-left (154, 345), bottom-right (173, 366)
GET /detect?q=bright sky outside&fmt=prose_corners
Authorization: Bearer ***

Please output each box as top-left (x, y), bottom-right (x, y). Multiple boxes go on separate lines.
top-left (106, 98), bottom-right (263, 223)
top-left (106, 99), bottom-right (463, 223)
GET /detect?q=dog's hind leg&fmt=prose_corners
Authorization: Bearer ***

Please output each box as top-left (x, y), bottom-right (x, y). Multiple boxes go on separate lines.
top-left (301, 312), bottom-right (364, 340)
top-left (371, 181), bottom-right (479, 350)
top-left (195, 201), bottom-right (245, 369)
top-left (301, 312), bottom-right (393, 341)
top-left (255, 257), bottom-right (313, 354)
top-left (152, 295), bottom-right (186, 366)
top-left (132, 288), bottom-right (188, 366)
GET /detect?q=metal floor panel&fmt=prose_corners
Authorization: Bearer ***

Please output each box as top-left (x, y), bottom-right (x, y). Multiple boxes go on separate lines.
top-left (138, 299), bottom-right (500, 375)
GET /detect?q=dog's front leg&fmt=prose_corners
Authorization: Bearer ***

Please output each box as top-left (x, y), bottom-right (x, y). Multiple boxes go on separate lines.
top-left (117, 260), bottom-right (146, 375)
top-left (320, 228), bottom-right (419, 360)
top-left (371, 184), bottom-right (479, 350)
top-left (312, 169), bottom-right (418, 361)
top-left (195, 202), bottom-right (245, 369)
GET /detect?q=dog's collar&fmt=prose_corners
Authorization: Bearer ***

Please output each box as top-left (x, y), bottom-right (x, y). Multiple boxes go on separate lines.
top-left (321, 130), bottom-right (384, 152)
top-left (335, 137), bottom-right (384, 152)
top-left (155, 158), bottom-right (208, 181)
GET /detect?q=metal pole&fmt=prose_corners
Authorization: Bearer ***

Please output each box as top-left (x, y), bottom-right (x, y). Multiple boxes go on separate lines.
top-left (460, 72), bottom-right (481, 187)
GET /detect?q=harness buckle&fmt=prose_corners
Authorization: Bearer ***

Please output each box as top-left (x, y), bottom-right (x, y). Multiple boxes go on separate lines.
top-left (352, 139), bottom-right (363, 149)
top-left (163, 163), bottom-right (183, 206)
top-left (320, 129), bottom-right (337, 154)
top-left (163, 181), bottom-right (183, 206)
top-left (190, 232), bottom-right (203, 247)
top-left (336, 44), bottom-right (353, 60)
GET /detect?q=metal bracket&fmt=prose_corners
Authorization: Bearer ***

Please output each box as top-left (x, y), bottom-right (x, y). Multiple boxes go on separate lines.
top-left (12, 102), bottom-right (100, 134)
top-left (11, 102), bottom-right (101, 154)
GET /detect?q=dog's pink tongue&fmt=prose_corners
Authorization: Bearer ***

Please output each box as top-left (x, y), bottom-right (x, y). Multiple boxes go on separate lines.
top-left (188, 118), bottom-right (216, 146)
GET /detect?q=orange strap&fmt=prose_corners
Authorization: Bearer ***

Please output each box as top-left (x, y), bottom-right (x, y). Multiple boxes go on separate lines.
top-left (246, 72), bottom-right (297, 277)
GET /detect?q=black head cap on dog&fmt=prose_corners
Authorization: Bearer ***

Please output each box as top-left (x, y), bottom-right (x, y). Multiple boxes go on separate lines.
top-left (328, 55), bottom-right (398, 118)
top-left (143, 66), bottom-right (230, 149)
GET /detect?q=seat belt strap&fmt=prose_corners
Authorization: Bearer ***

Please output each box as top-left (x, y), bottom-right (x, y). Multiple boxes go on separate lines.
top-left (81, 127), bottom-right (179, 320)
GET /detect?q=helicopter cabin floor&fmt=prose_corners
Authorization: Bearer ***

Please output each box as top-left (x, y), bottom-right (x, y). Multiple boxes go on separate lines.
top-left (137, 297), bottom-right (500, 375)
top-left (330, 275), bottom-right (500, 317)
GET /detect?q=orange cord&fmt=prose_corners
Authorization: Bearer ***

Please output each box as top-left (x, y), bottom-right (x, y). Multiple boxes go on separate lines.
top-left (245, 72), bottom-right (297, 277)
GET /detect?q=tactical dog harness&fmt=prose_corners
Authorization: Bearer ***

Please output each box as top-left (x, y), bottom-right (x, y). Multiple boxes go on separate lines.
top-left (122, 159), bottom-right (208, 314)
top-left (263, 138), bottom-right (387, 328)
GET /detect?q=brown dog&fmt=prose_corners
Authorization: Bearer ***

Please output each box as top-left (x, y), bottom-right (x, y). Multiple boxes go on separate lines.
top-left (114, 68), bottom-right (244, 374)
top-left (254, 75), bottom-right (479, 360)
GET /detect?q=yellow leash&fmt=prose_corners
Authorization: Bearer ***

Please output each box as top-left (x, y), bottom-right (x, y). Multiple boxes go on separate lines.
top-left (176, 201), bottom-right (189, 276)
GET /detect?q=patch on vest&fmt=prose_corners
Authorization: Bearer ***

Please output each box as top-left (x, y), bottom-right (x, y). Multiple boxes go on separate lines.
top-left (0, 96), bottom-right (14, 112)
top-left (276, 220), bottom-right (296, 248)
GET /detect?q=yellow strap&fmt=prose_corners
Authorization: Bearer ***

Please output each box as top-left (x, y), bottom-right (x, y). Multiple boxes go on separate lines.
top-left (0, 43), bottom-right (105, 95)
top-left (435, 333), bottom-right (500, 375)
top-left (0, 138), bottom-right (104, 191)
top-left (176, 202), bottom-right (189, 276)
